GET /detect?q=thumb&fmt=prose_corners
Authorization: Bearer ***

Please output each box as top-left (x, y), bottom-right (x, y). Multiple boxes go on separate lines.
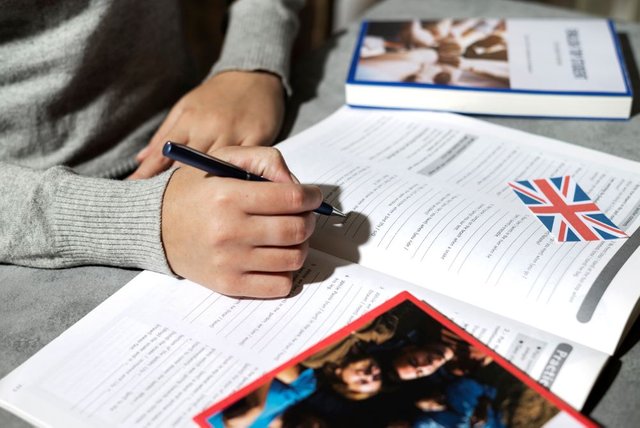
top-left (214, 146), bottom-right (296, 184)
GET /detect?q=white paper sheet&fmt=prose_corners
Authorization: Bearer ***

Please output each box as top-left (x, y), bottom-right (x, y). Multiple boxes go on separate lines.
top-left (279, 107), bottom-right (640, 353)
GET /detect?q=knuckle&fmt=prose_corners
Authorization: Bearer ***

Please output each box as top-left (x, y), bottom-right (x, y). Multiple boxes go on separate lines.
top-left (266, 147), bottom-right (285, 164)
top-left (286, 186), bottom-right (306, 210)
top-left (270, 275), bottom-right (293, 298)
top-left (214, 274), bottom-right (240, 296)
top-left (207, 219), bottom-right (234, 247)
top-left (304, 212), bottom-right (317, 235)
top-left (289, 246), bottom-right (308, 270)
top-left (285, 217), bottom-right (307, 243)
top-left (214, 111), bottom-right (234, 127)
top-left (211, 187), bottom-right (234, 208)
top-left (251, 123), bottom-right (274, 142)
top-left (214, 247), bottom-right (235, 266)
top-left (179, 106), bottom-right (195, 119)
top-left (202, 272), bottom-right (231, 294)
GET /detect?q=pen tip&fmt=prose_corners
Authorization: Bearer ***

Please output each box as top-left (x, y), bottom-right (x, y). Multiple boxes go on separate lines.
top-left (333, 208), bottom-right (347, 218)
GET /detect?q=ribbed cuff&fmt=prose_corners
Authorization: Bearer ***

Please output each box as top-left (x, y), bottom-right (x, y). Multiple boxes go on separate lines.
top-left (208, 0), bottom-right (302, 95)
top-left (51, 169), bottom-right (176, 274)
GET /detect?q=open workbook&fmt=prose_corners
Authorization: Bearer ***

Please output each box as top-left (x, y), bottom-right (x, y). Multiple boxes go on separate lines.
top-left (1, 107), bottom-right (639, 427)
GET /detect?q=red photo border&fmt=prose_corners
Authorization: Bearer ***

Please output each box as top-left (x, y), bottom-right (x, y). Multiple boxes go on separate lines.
top-left (193, 291), bottom-right (596, 427)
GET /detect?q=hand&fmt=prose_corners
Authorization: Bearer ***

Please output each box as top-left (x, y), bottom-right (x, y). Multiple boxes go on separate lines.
top-left (161, 146), bottom-right (322, 298)
top-left (129, 70), bottom-right (285, 179)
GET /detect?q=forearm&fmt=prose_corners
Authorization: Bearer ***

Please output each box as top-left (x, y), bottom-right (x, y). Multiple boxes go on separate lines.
top-left (0, 162), bottom-right (173, 273)
top-left (210, 0), bottom-right (305, 92)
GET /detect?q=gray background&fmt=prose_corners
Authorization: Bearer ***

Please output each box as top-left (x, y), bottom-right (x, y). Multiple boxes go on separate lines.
top-left (2, 0), bottom-right (639, 426)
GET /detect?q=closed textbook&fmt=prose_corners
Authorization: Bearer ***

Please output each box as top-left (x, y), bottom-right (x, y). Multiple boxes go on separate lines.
top-left (346, 18), bottom-right (633, 119)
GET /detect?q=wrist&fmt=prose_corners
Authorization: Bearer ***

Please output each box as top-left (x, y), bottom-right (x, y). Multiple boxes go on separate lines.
top-left (206, 69), bottom-right (284, 94)
top-left (52, 169), bottom-right (177, 274)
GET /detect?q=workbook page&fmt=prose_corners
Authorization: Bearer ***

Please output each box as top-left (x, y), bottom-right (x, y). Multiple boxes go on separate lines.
top-left (278, 107), bottom-right (640, 354)
top-left (0, 255), bottom-right (397, 428)
top-left (0, 250), bottom-right (605, 427)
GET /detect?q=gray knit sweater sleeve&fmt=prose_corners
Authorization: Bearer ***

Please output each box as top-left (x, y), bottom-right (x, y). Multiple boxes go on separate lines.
top-left (0, 163), bottom-right (174, 274)
top-left (0, 0), bottom-right (302, 273)
top-left (210, 0), bottom-right (305, 92)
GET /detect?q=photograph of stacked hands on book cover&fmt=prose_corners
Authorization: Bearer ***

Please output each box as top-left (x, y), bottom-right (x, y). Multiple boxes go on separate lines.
top-left (358, 19), bottom-right (512, 88)
top-left (346, 18), bottom-right (632, 118)
top-left (195, 294), bottom-right (593, 427)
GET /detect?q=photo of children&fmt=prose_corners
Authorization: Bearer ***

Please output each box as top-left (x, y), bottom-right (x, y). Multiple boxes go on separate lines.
top-left (355, 19), bottom-right (510, 88)
top-left (197, 295), bottom-right (590, 428)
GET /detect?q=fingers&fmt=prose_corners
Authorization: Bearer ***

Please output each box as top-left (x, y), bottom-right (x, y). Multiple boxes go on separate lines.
top-left (240, 131), bottom-right (276, 147)
top-left (201, 210), bottom-right (316, 249)
top-left (129, 124), bottom-right (267, 180)
top-left (161, 148), bottom-right (320, 299)
top-left (247, 214), bottom-right (316, 246)
top-left (213, 146), bottom-right (296, 184)
top-left (246, 243), bottom-right (309, 273)
top-left (218, 181), bottom-right (323, 215)
top-left (220, 272), bottom-right (295, 299)
top-left (137, 103), bottom-right (183, 162)
top-left (193, 239), bottom-right (310, 298)
top-left (128, 125), bottom-right (186, 179)
top-left (128, 155), bottom-right (174, 180)
top-left (132, 70), bottom-right (285, 180)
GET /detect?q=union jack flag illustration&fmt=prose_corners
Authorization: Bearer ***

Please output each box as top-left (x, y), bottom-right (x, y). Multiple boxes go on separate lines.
top-left (508, 176), bottom-right (628, 242)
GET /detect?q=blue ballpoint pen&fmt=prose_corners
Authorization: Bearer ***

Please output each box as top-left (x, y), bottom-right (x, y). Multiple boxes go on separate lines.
top-left (162, 142), bottom-right (347, 218)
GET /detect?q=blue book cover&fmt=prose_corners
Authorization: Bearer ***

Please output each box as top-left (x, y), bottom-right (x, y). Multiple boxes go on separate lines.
top-left (346, 19), bottom-right (633, 119)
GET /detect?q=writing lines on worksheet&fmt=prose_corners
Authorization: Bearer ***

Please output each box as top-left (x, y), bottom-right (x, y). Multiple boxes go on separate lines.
top-left (308, 119), bottom-right (640, 319)
top-left (176, 263), bottom-right (387, 364)
top-left (41, 317), bottom-right (255, 427)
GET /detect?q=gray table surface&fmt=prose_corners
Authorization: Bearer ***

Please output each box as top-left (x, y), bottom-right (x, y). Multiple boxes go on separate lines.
top-left (2, 0), bottom-right (639, 426)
